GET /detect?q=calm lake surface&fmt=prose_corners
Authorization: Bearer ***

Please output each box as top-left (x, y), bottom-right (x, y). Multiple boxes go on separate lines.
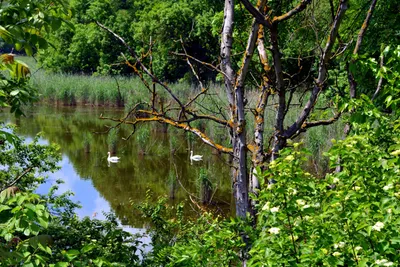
top-left (1, 106), bottom-right (233, 228)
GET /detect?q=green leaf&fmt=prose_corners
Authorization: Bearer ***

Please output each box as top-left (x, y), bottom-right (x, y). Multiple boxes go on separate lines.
top-left (15, 42), bottom-right (23, 51)
top-left (65, 249), bottom-right (80, 261)
top-left (0, 204), bottom-right (11, 212)
top-left (385, 95), bottom-right (393, 107)
top-left (51, 19), bottom-right (62, 31)
top-left (9, 87), bottom-right (20, 95)
top-left (81, 244), bottom-right (96, 254)
top-left (38, 217), bottom-right (49, 228)
top-left (4, 233), bottom-right (13, 241)
top-left (23, 228), bottom-right (31, 236)
top-left (54, 263), bottom-right (69, 267)
top-left (24, 44), bottom-right (33, 56)
top-left (0, 26), bottom-right (13, 42)
top-left (391, 237), bottom-right (400, 244)
top-left (38, 37), bottom-right (48, 50)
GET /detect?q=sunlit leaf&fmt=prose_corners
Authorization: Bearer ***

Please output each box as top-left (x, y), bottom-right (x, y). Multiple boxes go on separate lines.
top-left (0, 26), bottom-right (13, 42)
top-left (0, 53), bottom-right (15, 64)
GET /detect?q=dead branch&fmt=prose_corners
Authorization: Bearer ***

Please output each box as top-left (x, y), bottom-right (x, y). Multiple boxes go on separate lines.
top-left (171, 52), bottom-right (228, 79)
top-left (240, 0), bottom-right (272, 28)
top-left (100, 113), bottom-right (233, 155)
top-left (97, 21), bottom-right (185, 110)
top-left (354, 0), bottom-right (378, 55)
top-left (272, 0), bottom-right (312, 24)
top-left (303, 111), bottom-right (342, 128)
top-left (349, 0), bottom-right (379, 99)
top-left (1, 167), bottom-right (33, 192)
top-left (284, 0), bottom-right (349, 139)
top-left (372, 53), bottom-right (384, 101)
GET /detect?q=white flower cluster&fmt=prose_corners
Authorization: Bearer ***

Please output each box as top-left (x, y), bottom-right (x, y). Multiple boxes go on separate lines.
top-left (383, 184), bottom-right (394, 191)
top-left (375, 259), bottom-right (394, 266)
top-left (288, 188), bottom-right (297, 195)
top-left (262, 203), bottom-right (280, 213)
top-left (296, 199), bottom-right (306, 206)
top-left (262, 202), bottom-right (270, 211)
top-left (270, 206), bottom-right (280, 213)
top-left (268, 227), bottom-right (280, 234)
top-left (333, 242), bottom-right (345, 249)
top-left (372, 222), bottom-right (385, 232)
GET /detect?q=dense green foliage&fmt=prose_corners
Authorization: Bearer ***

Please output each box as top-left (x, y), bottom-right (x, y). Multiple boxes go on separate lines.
top-left (0, 130), bottom-right (142, 266)
top-left (39, 0), bottom-right (223, 81)
top-left (0, 0), bottom-right (70, 117)
top-left (1, 0), bottom-right (400, 266)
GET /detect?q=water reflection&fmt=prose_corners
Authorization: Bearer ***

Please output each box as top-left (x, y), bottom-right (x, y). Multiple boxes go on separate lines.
top-left (1, 106), bottom-right (233, 227)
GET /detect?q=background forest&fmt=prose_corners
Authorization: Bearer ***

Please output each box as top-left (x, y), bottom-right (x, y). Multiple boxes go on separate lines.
top-left (1, 0), bottom-right (400, 266)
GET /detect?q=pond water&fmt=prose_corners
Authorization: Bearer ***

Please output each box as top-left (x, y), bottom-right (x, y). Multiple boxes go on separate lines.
top-left (1, 106), bottom-right (233, 228)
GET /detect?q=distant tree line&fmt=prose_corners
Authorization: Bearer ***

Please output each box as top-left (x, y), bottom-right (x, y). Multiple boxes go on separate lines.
top-left (38, 0), bottom-right (223, 81)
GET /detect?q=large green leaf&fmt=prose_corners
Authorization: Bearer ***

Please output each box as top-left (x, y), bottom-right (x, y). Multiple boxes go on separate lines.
top-left (0, 26), bottom-right (13, 43)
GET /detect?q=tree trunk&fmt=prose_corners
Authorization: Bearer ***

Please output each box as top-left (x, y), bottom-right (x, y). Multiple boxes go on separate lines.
top-left (221, 0), bottom-right (250, 218)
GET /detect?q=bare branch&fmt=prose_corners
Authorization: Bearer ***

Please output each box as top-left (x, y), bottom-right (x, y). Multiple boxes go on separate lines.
top-left (353, 0), bottom-right (378, 55)
top-left (303, 111), bottom-right (342, 128)
top-left (236, 0), bottom-right (267, 89)
top-left (284, 0), bottom-right (348, 139)
top-left (349, 0), bottom-right (378, 99)
top-left (1, 167), bottom-right (33, 192)
top-left (272, 0), bottom-right (312, 24)
top-left (372, 53), bottom-right (384, 101)
top-left (100, 113), bottom-right (233, 155)
top-left (239, 0), bottom-right (272, 28)
top-left (180, 38), bottom-right (205, 90)
top-left (96, 21), bottom-right (185, 110)
top-left (171, 52), bottom-right (228, 79)
top-left (328, 0), bottom-right (336, 23)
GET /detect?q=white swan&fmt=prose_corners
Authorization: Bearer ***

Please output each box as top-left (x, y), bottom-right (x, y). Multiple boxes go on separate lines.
top-left (190, 150), bottom-right (203, 161)
top-left (107, 152), bottom-right (120, 163)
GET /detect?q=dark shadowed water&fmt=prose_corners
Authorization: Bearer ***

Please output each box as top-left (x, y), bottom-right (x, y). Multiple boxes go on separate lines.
top-left (1, 106), bottom-right (233, 228)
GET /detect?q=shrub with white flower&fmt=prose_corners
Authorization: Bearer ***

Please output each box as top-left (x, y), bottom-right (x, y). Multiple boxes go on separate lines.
top-left (372, 222), bottom-right (385, 231)
top-left (268, 227), bottom-right (280, 234)
top-left (296, 199), bottom-right (306, 206)
top-left (376, 259), bottom-right (394, 266)
top-left (270, 206), bottom-right (279, 213)
top-left (288, 188), bottom-right (297, 195)
top-left (262, 202), bottom-right (270, 211)
top-left (383, 184), bottom-right (393, 191)
top-left (333, 242), bottom-right (345, 249)
top-left (249, 120), bottom-right (400, 267)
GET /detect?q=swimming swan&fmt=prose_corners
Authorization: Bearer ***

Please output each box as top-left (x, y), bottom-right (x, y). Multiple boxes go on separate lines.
top-left (107, 152), bottom-right (120, 163)
top-left (190, 150), bottom-right (203, 161)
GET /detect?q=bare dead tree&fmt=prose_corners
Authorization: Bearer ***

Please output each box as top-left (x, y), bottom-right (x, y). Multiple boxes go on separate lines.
top-left (97, 0), bottom-right (377, 219)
